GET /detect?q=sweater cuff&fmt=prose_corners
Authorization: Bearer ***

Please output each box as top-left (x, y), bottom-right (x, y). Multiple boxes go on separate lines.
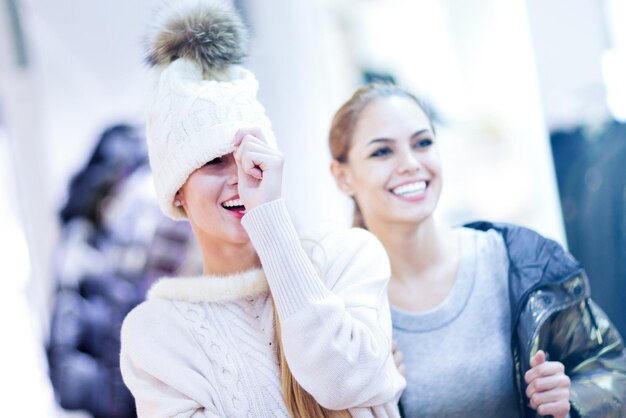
top-left (242, 199), bottom-right (331, 317)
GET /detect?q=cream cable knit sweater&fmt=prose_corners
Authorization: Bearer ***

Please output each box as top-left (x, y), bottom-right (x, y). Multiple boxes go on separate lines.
top-left (120, 199), bottom-right (405, 418)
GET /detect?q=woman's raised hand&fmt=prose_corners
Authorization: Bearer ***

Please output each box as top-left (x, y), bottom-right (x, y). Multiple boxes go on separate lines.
top-left (233, 127), bottom-right (284, 212)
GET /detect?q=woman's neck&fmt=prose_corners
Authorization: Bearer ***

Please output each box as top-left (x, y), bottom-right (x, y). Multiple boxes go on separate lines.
top-left (194, 234), bottom-right (261, 276)
top-left (368, 216), bottom-right (456, 284)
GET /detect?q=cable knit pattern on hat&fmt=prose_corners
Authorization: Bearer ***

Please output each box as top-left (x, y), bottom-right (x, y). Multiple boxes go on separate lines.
top-left (147, 59), bottom-right (277, 220)
top-left (144, 3), bottom-right (277, 220)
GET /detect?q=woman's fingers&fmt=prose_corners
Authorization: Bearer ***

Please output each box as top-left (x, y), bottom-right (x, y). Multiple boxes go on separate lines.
top-left (391, 340), bottom-right (405, 375)
top-left (529, 386), bottom-right (570, 409)
top-left (536, 399), bottom-right (570, 418)
top-left (234, 133), bottom-right (281, 177)
top-left (530, 350), bottom-right (546, 368)
top-left (233, 127), bottom-right (266, 146)
top-left (526, 371), bottom-right (570, 399)
top-left (234, 134), bottom-right (276, 162)
top-left (524, 358), bottom-right (564, 384)
top-left (524, 356), bottom-right (571, 418)
top-left (232, 128), bottom-right (284, 210)
top-left (239, 152), bottom-right (282, 179)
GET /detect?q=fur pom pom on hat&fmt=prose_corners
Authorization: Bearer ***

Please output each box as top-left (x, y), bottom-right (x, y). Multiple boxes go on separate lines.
top-left (145, 1), bottom-right (276, 220)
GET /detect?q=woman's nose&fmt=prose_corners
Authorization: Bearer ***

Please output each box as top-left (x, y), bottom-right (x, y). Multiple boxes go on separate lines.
top-left (227, 171), bottom-right (238, 186)
top-left (396, 151), bottom-right (420, 174)
top-left (225, 155), bottom-right (239, 186)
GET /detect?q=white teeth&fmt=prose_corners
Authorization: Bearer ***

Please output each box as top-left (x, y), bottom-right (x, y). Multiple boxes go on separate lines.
top-left (392, 181), bottom-right (427, 196)
top-left (222, 198), bottom-right (244, 208)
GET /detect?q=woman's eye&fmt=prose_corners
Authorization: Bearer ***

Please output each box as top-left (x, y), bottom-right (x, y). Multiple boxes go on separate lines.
top-left (414, 138), bottom-right (433, 148)
top-left (205, 157), bottom-right (223, 166)
top-left (370, 147), bottom-right (392, 158)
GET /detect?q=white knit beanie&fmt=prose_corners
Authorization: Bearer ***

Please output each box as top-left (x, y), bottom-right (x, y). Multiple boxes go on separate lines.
top-left (145, 1), bottom-right (276, 220)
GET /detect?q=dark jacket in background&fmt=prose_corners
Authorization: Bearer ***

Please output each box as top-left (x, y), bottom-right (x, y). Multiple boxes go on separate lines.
top-left (467, 221), bottom-right (626, 418)
top-left (48, 125), bottom-right (200, 418)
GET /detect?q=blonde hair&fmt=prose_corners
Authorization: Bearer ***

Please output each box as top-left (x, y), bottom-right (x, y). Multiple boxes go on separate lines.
top-left (273, 303), bottom-right (351, 418)
top-left (329, 83), bottom-right (433, 229)
top-left (271, 236), bottom-right (351, 418)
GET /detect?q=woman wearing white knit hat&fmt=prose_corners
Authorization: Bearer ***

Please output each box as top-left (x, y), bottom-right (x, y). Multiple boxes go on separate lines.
top-left (119, 2), bottom-right (405, 417)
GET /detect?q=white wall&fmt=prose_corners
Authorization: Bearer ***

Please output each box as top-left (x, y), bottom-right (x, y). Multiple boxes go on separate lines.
top-left (526, 0), bottom-right (610, 129)
top-left (245, 0), bottom-right (357, 230)
top-left (338, 0), bottom-right (566, 243)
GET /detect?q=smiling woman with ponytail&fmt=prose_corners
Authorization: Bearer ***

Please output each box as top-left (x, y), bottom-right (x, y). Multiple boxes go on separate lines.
top-left (119, 2), bottom-right (405, 417)
top-left (328, 83), bottom-right (626, 418)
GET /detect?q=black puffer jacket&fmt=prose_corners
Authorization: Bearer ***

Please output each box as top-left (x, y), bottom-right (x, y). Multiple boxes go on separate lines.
top-left (466, 222), bottom-right (626, 418)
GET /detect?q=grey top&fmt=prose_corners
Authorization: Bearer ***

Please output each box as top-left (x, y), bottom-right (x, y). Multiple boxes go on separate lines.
top-left (392, 227), bottom-right (521, 418)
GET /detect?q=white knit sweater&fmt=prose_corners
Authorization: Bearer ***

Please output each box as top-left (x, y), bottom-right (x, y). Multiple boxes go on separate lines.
top-left (120, 199), bottom-right (405, 418)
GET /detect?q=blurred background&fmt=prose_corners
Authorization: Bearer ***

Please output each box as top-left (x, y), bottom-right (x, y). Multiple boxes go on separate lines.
top-left (1, 0), bottom-right (624, 416)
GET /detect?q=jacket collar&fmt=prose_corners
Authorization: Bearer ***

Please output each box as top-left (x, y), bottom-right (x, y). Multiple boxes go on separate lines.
top-left (464, 221), bottom-right (585, 328)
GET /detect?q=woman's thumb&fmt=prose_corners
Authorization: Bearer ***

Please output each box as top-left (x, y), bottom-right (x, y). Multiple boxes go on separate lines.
top-left (530, 350), bottom-right (546, 368)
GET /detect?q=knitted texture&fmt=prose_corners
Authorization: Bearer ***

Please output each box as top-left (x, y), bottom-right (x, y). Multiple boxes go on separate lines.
top-left (144, 3), bottom-right (277, 220)
top-left (120, 203), bottom-right (406, 417)
top-left (146, 59), bottom-right (276, 220)
top-left (173, 293), bottom-right (286, 417)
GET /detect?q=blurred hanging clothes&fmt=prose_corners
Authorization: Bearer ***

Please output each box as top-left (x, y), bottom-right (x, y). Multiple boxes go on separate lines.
top-left (550, 120), bottom-right (626, 337)
top-left (47, 124), bottom-right (201, 418)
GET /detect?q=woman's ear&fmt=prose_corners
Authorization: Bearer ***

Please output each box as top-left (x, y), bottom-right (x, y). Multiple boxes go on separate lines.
top-left (330, 160), bottom-right (356, 196)
top-left (174, 191), bottom-right (184, 207)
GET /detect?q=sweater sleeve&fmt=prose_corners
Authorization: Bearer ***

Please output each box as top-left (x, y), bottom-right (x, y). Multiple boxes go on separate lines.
top-left (119, 301), bottom-right (221, 418)
top-left (242, 199), bottom-right (406, 411)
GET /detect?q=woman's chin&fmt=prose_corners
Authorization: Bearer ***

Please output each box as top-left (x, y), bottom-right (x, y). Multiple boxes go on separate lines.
top-left (223, 226), bottom-right (251, 245)
top-left (386, 207), bottom-right (436, 227)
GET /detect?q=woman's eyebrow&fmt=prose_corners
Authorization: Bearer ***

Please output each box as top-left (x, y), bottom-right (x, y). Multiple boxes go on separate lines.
top-left (367, 129), bottom-right (430, 146)
top-left (410, 129), bottom-right (430, 139)
top-left (366, 138), bottom-right (394, 146)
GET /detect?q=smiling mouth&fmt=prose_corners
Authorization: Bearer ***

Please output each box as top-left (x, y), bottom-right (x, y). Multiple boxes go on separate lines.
top-left (221, 198), bottom-right (246, 213)
top-left (390, 181), bottom-right (428, 197)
